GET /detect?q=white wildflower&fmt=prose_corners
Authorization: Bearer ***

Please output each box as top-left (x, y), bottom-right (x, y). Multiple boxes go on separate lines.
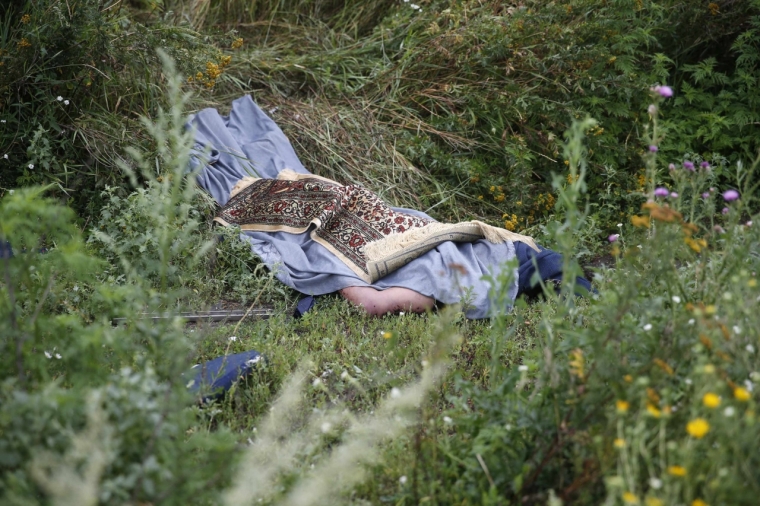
top-left (55, 353), bottom-right (62, 359)
top-left (684, 378), bottom-right (692, 385)
top-left (57, 96), bottom-right (63, 101)
top-left (443, 416), bottom-right (453, 424)
top-left (390, 387), bottom-right (401, 399)
top-left (320, 422), bottom-right (332, 433)
top-left (617, 223), bottom-right (623, 227)
top-left (63, 100), bottom-right (70, 106)
top-left (643, 323), bottom-right (652, 331)
top-left (744, 380), bottom-right (754, 392)
top-left (399, 475), bottom-right (408, 484)
top-left (672, 295), bottom-right (681, 303)
top-left (340, 370), bottom-right (348, 379)
top-left (312, 378), bottom-right (322, 387)
top-left (733, 325), bottom-right (741, 335)
top-left (746, 344), bottom-right (755, 354)
top-left (3, 154), bottom-right (7, 159)
top-left (44, 351), bottom-right (52, 359)
top-left (688, 318), bottom-right (695, 325)
top-left (28, 163), bottom-right (34, 169)
top-left (724, 406), bottom-right (735, 417)
top-left (518, 365), bottom-right (529, 372)
top-left (228, 335), bottom-right (238, 342)
top-left (649, 477), bottom-right (662, 490)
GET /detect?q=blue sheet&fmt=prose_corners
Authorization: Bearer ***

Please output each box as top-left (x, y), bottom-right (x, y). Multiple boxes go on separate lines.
top-left (186, 95), bottom-right (519, 318)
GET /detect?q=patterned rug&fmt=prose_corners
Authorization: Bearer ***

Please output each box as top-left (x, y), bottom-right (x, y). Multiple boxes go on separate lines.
top-left (215, 170), bottom-right (537, 282)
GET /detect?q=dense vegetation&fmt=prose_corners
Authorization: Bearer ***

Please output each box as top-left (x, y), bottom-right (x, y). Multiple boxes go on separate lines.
top-left (1, 0), bottom-right (759, 504)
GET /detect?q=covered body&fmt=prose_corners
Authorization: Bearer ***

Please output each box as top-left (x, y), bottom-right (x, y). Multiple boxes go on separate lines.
top-left (187, 95), bottom-right (519, 318)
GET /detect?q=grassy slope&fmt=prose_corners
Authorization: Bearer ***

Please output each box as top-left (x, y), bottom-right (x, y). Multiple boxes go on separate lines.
top-left (4, 1), bottom-right (759, 503)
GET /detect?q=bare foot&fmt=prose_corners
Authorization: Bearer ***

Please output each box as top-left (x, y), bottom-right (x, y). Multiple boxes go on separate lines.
top-left (339, 286), bottom-right (435, 316)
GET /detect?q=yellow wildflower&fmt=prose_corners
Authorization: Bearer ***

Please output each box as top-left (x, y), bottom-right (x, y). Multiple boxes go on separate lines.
top-left (645, 497), bottom-right (663, 506)
top-left (703, 364), bottom-right (716, 374)
top-left (231, 37), bottom-right (244, 49)
top-left (686, 418), bottom-right (710, 438)
top-left (704, 305), bottom-right (716, 315)
top-left (685, 237), bottom-right (707, 253)
top-left (206, 61), bottom-right (222, 79)
top-left (748, 278), bottom-right (757, 287)
top-left (702, 392), bottom-right (721, 408)
top-left (667, 465), bottom-right (687, 477)
top-left (631, 215), bottom-right (650, 228)
top-left (616, 400), bottom-right (630, 413)
top-left (382, 331), bottom-right (393, 339)
top-left (624, 374), bottom-right (633, 383)
top-left (692, 500), bottom-right (709, 506)
top-left (21, 14), bottom-right (31, 23)
top-left (622, 492), bottom-right (639, 504)
top-left (646, 403), bottom-right (661, 418)
top-left (17, 37), bottom-right (31, 49)
top-left (734, 387), bottom-right (751, 402)
top-left (614, 438), bottom-right (625, 448)
top-left (653, 358), bottom-right (674, 375)
top-left (569, 348), bottom-right (585, 380)
top-left (708, 3), bottom-right (719, 15)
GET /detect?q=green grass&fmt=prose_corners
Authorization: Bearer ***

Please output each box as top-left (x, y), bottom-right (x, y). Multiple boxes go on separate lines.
top-left (190, 294), bottom-right (545, 432)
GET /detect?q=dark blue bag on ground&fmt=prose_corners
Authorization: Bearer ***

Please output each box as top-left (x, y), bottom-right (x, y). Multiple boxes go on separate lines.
top-left (185, 349), bottom-right (262, 402)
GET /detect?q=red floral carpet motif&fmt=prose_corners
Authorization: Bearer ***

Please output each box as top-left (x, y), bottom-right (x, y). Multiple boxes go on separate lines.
top-left (216, 177), bottom-right (432, 277)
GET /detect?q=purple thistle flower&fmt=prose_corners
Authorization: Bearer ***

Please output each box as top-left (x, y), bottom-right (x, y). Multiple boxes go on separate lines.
top-left (723, 189), bottom-right (740, 201)
top-left (683, 161), bottom-right (695, 171)
top-left (668, 163), bottom-right (676, 171)
top-left (654, 187), bottom-right (669, 197)
top-left (702, 192), bottom-right (710, 199)
top-left (722, 207), bottom-right (730, 215)
top-left (608, 234), bottom-right (619, 243)
top-left (655, 85), bottom-right (674, 98)
top-left (649, 145), bottom-right (658, 152)
top-left (700, 161), bottom-right (710, 169)
top-left (670, 191), bottom-right (679, 198)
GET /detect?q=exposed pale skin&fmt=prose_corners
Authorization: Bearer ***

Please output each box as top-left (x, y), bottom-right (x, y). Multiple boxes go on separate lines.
top-left (339, 286), bottom-right (435, 316)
